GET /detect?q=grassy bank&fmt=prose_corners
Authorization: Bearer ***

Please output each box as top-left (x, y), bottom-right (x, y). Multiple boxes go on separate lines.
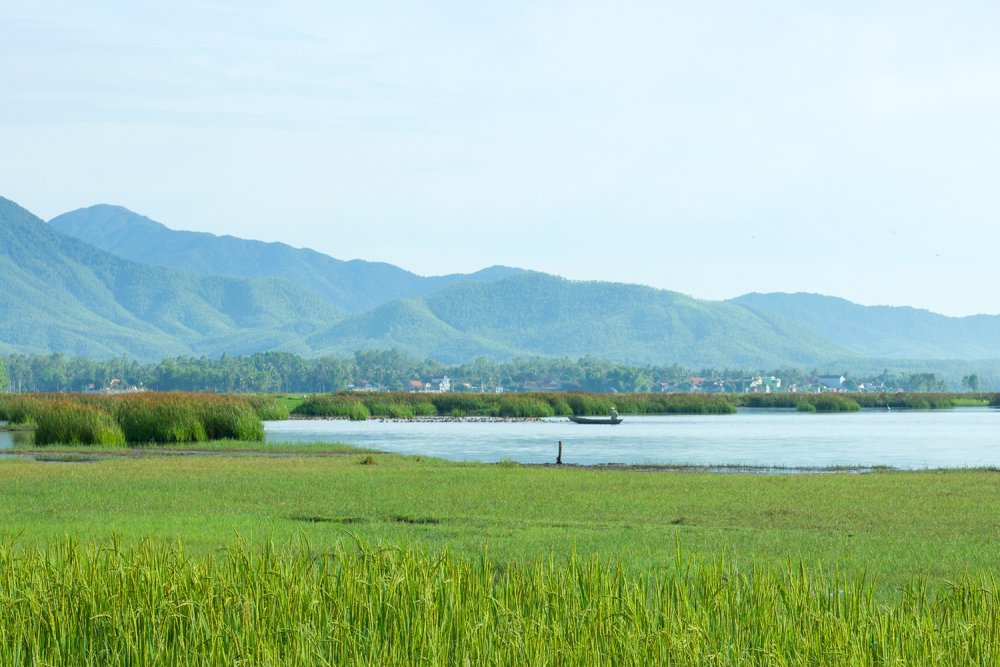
top-left (2, 538), bottom-right (995, 665)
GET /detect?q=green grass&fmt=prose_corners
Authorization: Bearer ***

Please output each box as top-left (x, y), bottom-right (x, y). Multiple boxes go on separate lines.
top-left (0, 452), bottom-right (996, 596)
top-left (0, 451), bottom-right (997, 662)
top-left (10, 440), bottom-right (377, 455)
top-left (1, 538), bottom-right (995, 666)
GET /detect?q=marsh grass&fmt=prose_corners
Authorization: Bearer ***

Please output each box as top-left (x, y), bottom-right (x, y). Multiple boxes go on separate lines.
top-left (294, 391), bottom-right (737, 419)
top-left (33, 400), bottom-right (126, 447)
top-left (0, 394), bottom-right (48, 425)
top-left (1, 393), bottom-right (267, 445)
top-left (114, 395), bottom-right (208, 443)
top-left (294, 395), bottom-right (371, 420)
top-left (742, 392), bottom-right (990, 410)
top-left (243, 394), bottom-right (291, 420)
top-left (0, 538), bottom-right (995, 665)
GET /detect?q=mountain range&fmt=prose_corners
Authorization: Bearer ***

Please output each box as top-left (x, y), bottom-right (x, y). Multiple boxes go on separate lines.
top-left (49, 205), bottom-right (525, 313)
top-left (2, 196), bottom-right (999, 369)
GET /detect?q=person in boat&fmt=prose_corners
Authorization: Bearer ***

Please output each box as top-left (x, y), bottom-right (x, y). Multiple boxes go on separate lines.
top-left (610, 406), bottom-right (618, 420)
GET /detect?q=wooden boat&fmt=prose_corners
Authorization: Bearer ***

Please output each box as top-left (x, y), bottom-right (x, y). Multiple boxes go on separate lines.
top-left (568, 415), bottom-right (623, 425)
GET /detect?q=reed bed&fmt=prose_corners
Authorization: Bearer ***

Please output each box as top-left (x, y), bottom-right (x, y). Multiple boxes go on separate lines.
top-left (737, 392), bottom-right (986, 411)
top-left (32, 399), bottom-right (127, 447)
top-left (1, 393), bottom-right (265, 445)
top-left (0, 539), bottom-right (995, 666)
top-left (293, 391), bottom-right (737, 419)
top-left (295, 395), bottom-right (371, 420)
top-left (0, 394), bottom-right (51, 425)
top-left (242, 394), bottom-right (291, 420)
top-left (292, 390), bottom-right (993, 420)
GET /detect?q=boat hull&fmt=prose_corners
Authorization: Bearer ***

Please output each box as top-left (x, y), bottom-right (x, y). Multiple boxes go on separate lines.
top-left (568, 416), bottom-right (623, 425)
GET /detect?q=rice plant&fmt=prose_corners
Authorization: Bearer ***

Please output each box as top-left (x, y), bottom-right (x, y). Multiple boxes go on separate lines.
top-left (0, 539), bottom-right (995, 666)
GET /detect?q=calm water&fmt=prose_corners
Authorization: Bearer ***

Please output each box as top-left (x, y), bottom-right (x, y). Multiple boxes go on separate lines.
top-left (0, 427), bottom-right (34, 452)
top-left (4, 409), bottom-right (997, 468)
top-left (264, 408), bottom-right (1000, 469)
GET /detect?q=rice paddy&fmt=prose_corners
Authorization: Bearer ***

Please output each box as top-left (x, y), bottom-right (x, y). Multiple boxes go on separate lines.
top-left (1, 538), bottom-right (996, 665)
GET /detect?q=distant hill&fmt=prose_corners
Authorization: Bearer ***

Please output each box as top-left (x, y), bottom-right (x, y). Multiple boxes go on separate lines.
top-left (9, 196), bottom-right (1000, 369)
top-left (0, 197), bottom-right (343, 360)
top-left (732, 292), bottom-right (1000, 360)
top-left (306, 298), bottom-right (522, 362)
top-left (310, 274), bottom-right (855, 366)
top-left (49, 205), bottom-right (525, 313)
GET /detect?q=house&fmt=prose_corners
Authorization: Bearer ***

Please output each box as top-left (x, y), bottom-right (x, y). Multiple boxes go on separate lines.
top-left (815, 375), bottom-right (846, 391)
top-left (348, 383), bottom-right (380, 392)
top-left (687, 377), bottom-right (728, 393)
top-left (747, 376), bottom-right (781, 393)
top-left (407, 380), bottom-right (425, 393)
top-left (428, 376), bottom-right (451, 393)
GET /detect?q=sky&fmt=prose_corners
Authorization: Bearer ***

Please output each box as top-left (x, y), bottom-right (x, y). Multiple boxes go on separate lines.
top-left (2, 1), bottom-right (999, 316)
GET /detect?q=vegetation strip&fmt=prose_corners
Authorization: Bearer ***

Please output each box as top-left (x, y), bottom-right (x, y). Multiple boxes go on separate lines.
top-left (294, 389), bottom-right (994, 419)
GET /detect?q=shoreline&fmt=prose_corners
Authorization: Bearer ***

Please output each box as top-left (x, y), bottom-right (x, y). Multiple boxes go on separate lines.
top-left (0, 446), bottom-right (937, 474)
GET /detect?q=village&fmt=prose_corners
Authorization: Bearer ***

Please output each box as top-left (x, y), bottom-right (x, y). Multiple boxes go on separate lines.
top-left (349, 373), bottom-right (931, 395)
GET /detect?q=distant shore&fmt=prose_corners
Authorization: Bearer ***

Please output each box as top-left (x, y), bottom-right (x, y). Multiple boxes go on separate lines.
top-left (286, 414), bottom-right (546, 423)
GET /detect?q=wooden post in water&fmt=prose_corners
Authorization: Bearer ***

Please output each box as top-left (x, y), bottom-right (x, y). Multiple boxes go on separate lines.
top-left (556, 440), bottom-right (563, 465)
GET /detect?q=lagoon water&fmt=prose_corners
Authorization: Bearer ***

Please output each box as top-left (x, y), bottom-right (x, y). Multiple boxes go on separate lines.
top-left (264, 408), bottom-right (1000, 469)
top-left (3, 409), bottom-right (997, 469)
top-left (0, 427), bottom-right (33, 452)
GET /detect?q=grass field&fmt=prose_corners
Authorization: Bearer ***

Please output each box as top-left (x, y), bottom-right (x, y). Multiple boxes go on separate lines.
top-left (1, 449), bottom-right (996, 594)
top-left (1, 446), bottom-right (998, 663)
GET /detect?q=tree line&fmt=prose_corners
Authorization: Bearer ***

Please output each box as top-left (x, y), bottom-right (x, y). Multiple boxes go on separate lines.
top-left (0, 351), bottom-right (989, 394)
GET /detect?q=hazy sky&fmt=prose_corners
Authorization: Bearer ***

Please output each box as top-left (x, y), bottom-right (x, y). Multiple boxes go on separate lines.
top-left (3, 2), bottom-right (999, 316)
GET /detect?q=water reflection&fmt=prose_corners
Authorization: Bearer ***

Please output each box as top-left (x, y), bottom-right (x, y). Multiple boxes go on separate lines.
top-left (0, 428), bottom-right (34, 450)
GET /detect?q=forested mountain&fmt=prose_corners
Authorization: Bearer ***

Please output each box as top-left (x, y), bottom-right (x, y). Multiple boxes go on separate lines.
top-left (0, 197), bottom-right (343, 360)
top-left (49, 205), bottom-right (525, 312)
top-left (5, 196), bottom-right (1000, 368)
top-left (733, 293), bottom-right (1000, 360)
top-left (309, 274), bottom-right (854, 366)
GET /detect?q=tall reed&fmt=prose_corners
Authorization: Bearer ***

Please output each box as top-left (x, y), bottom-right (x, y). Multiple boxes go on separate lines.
top-left (293, 391), bottom-right (738, 419)
top-left (243, 394), bottom-right (291, 420)
top-left (3, 393), bottom-right (266, 445)
top-left (32, 400), bottom-right (126, 447)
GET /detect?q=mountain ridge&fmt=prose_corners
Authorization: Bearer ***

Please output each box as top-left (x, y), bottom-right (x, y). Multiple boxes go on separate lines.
top-left (49, 204), bottom-right (527, 313)
top-left (732, 292), bottom-right (1000, 360)
top-left (1, 197), bottom-right (343, 360)
top-left (3, 196), bottom-right (1000, 367)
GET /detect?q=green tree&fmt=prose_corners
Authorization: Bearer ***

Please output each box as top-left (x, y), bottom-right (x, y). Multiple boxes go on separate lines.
top-left (962, 373), bottom-right (980, 392)
top-left (0, 357), bottom-right (8, 392)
